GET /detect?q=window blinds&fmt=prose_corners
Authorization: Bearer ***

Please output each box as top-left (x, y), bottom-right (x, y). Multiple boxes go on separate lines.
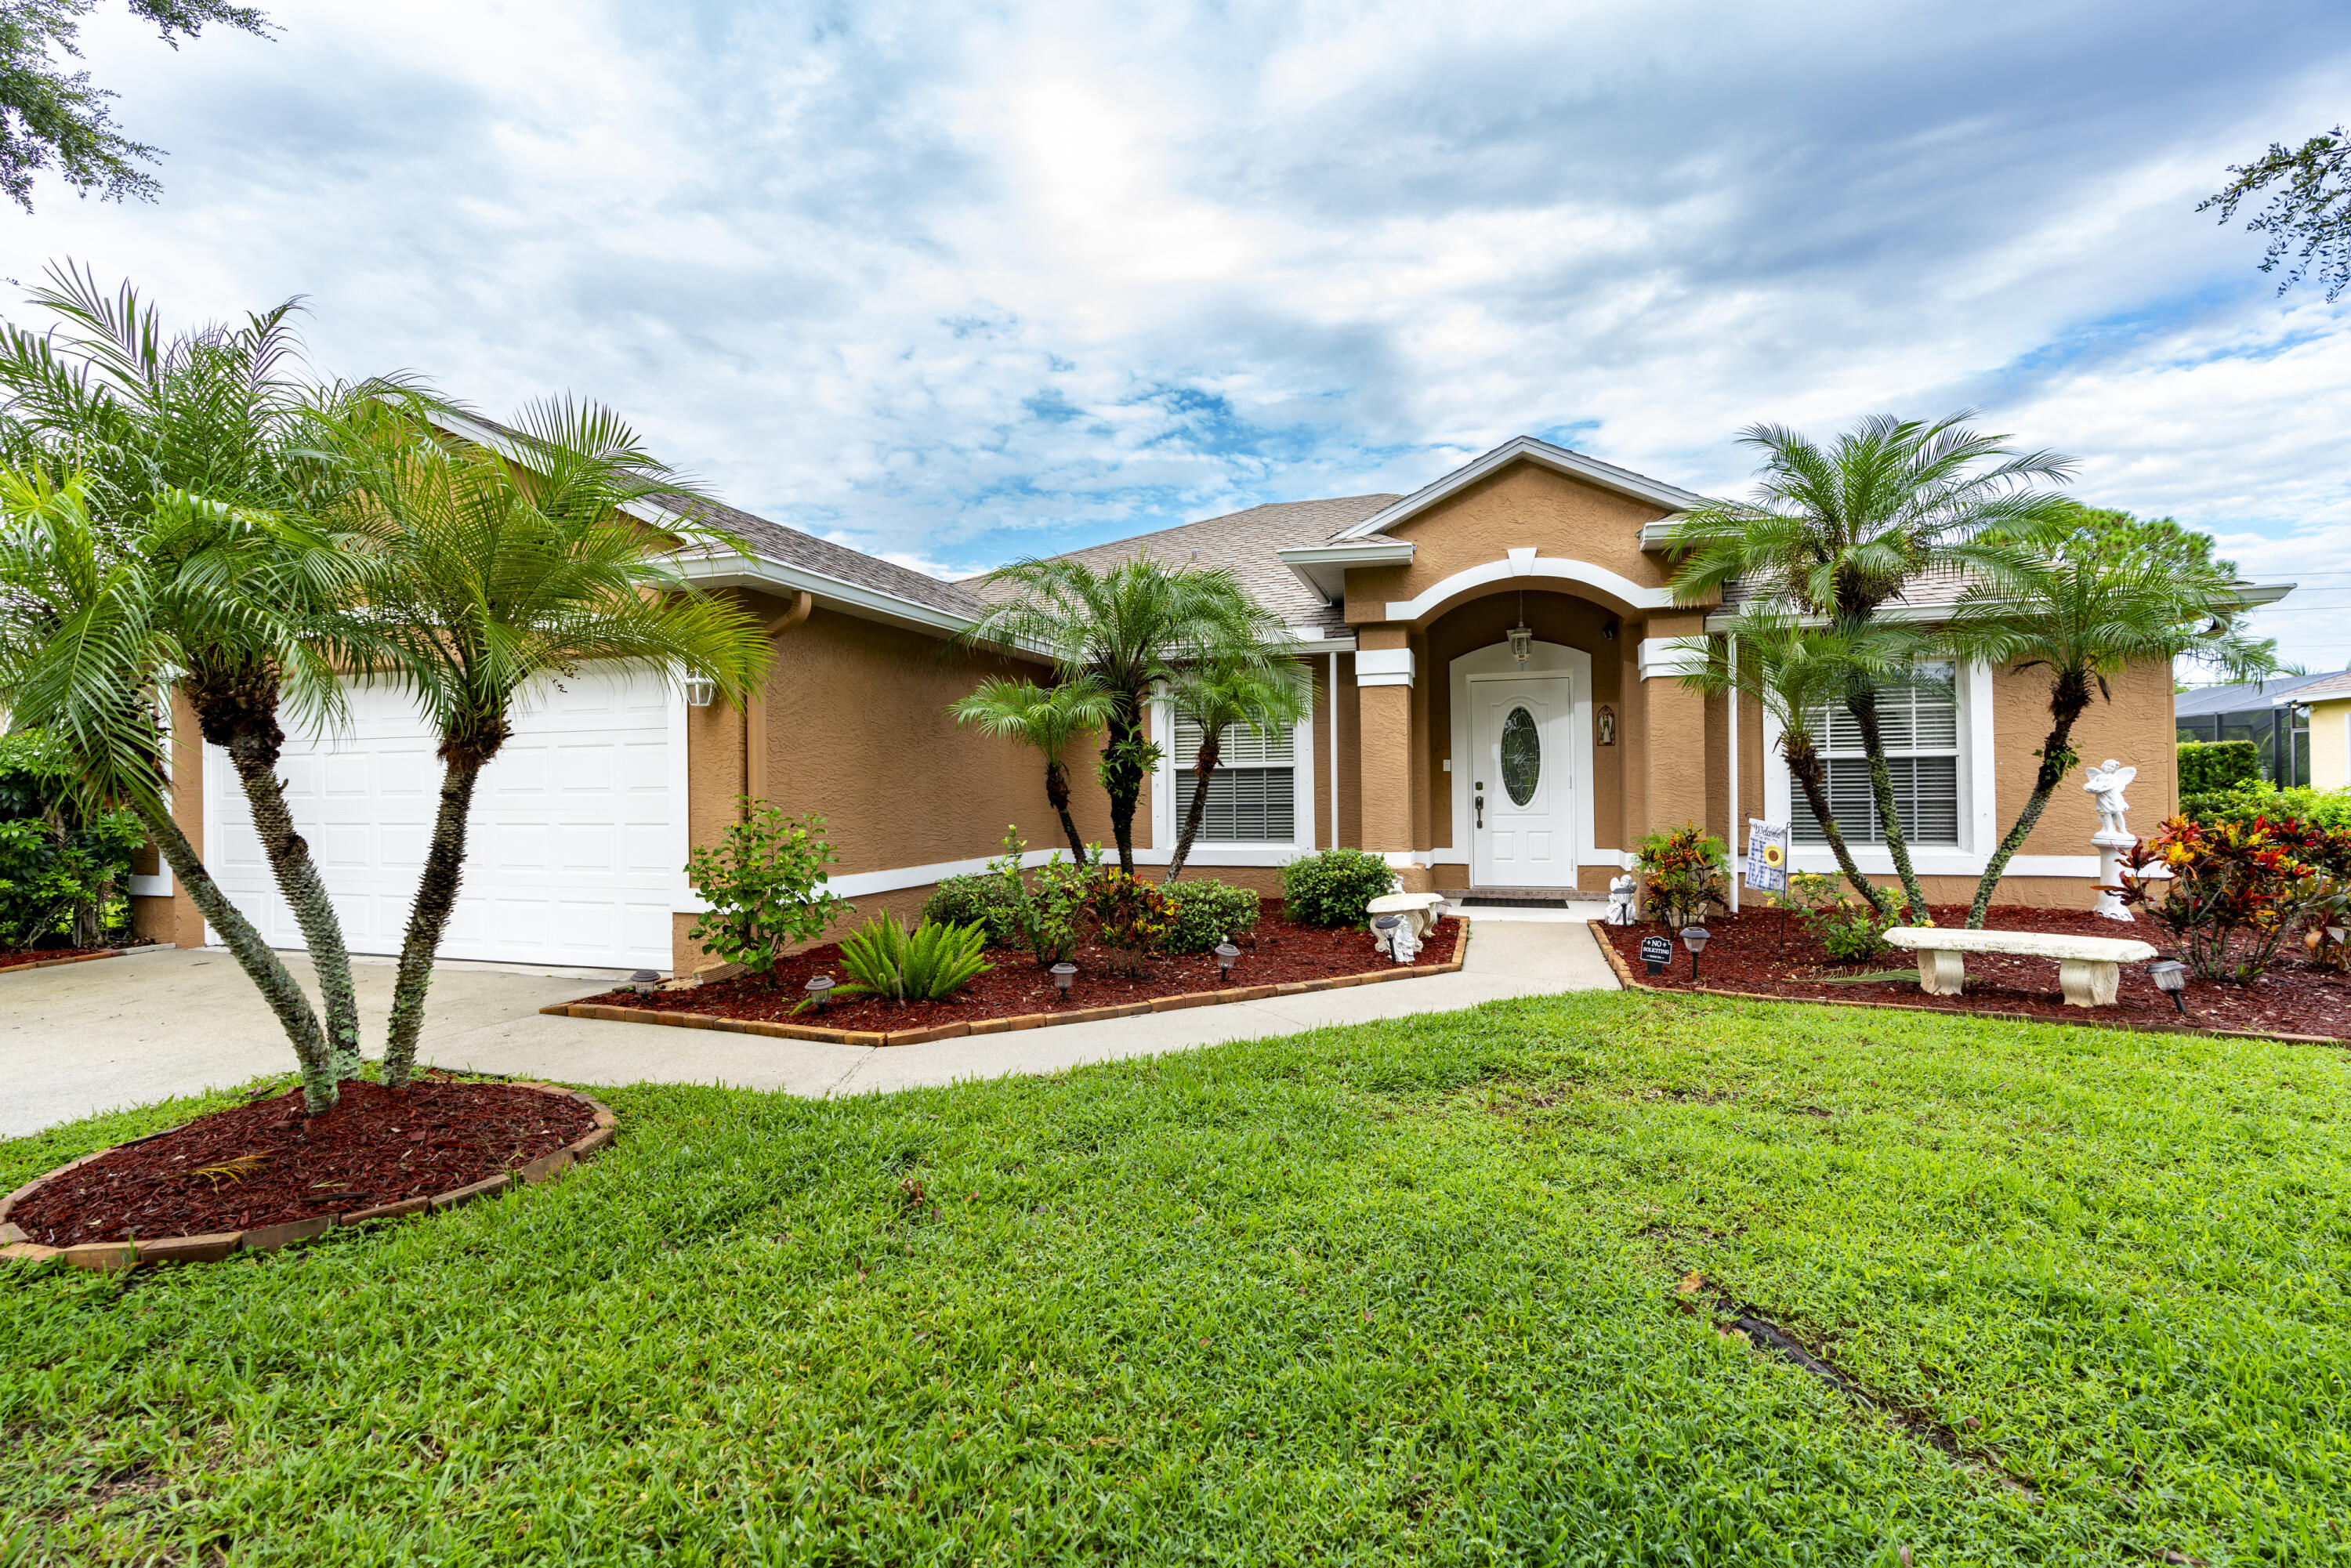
top-left (1173, 716), bottom-right (1295, 842)
top-left (1791, 667), bottom-right (1961, 846)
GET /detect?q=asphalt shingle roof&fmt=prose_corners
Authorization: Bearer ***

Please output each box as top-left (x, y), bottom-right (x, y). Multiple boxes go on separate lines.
top-left (958, 495), bottom-right (1403, 636)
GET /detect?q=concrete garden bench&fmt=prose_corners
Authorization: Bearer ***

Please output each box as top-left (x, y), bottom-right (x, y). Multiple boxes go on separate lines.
top-left (1367, 893), bottom-right (1447, 940)
top-left (1883, 926), bottom-right (2157, 1009)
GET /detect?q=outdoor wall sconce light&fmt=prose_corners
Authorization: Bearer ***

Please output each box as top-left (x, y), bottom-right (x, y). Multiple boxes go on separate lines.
top-left (683, 676), bottom-right (716, 708)
top-left (628, 969), bottom-right (661, 998)
top-left (1050, 961), bottom-right (1078, 996)
top-left (1679, 925), bottom-right (1711, 979)
top-left (1213, 940), bottom-right (1240, 980)
top-left (2146, 959), bottom-right (2188, 1015)
top-left (803, 974), bottom-right (835, 1012)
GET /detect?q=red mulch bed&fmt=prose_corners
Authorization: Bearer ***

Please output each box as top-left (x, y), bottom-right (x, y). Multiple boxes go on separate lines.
top-left (1603, 904), bottom-right (2351, 1039)
top-left (9, 1080), bottom-right (597, 1247)
top-left (585, 909), bottom-right (1458, 1030)
top-left (0, 944), bottom-right (120, 972)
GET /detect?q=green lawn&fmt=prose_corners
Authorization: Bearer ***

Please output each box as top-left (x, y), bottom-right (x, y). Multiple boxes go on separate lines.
top-left (4, 992), bottom-right (2348, 1565)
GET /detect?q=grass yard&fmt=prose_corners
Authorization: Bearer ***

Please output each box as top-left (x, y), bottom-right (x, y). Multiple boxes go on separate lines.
top-left (3, 991), bottom-right (2348, 1565)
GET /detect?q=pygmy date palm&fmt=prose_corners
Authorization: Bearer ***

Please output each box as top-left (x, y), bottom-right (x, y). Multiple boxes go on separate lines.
top-left (1668, 413), bottom-right (2076, 921)
top-left (950, 675), bottom-right (1114, 863)
top-left (958, 556), bottom-right (1293, 878)
top-left (1942, 516), bottom-right (2277, 927)
top-left (314, 397), bottom-right (769, 1085)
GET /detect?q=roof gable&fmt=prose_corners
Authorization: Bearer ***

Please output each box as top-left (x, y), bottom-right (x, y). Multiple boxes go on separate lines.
top-left (1329, 436), bottom-right (1707, 542)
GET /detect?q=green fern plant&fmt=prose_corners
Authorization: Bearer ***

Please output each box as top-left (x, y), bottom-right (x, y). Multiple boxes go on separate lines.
top-left (812, 914), bottom-right (992, 1008)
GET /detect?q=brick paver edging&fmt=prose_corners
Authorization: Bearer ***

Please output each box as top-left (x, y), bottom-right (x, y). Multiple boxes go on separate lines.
top-left (542, 922), bottom-right (1474, 1047)
top-left (0, 1083), bottom-right (618, 1273)
top-left (0, 947), bottom-right (125, 976)
top-left (1586, 919), bottom-right (2344, 1049)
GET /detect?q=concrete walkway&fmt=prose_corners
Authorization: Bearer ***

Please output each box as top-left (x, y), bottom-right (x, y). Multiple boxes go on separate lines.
top-left (2, 917), bottom-right (1617, 1137)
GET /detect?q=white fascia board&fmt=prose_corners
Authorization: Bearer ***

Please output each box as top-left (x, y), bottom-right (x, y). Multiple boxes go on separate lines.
top-left (1386, 554), bottom-right (1679, 621)
top-left (1274, 541), bottom-right (1416, 601)
top-left (1637, 515), bottom-right (1703, 550)
top-left (667, 550), bottom-right (1059, 661)
top-left (2226, 581), bottom-right (2295, 609)
top-left (1331, 436), bottom-right (1708, 542)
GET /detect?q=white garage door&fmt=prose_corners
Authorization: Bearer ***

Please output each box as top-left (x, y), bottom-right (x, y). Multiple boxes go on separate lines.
top-left (205, 668), bottom-right (683, 971)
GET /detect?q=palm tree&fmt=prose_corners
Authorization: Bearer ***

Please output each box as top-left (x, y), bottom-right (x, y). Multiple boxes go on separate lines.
top-left (1941, 516), bottom-right (2277, 927)
top-left (949, 675), bottom-right (1114, 862)
top-left (1673, 610), bottom-right (1916, 915)
top-left (1162, 656), bottom-right (1310, 882)
top-left (0, 472), bottom-right (350, 1112)
top-left (1666, 413), bottom-right (2076, 921)
top-left (958, 557), bottom-right (1292, 878)
top-left (313, 397), bottom-right (770, 1086)
top-left (0, 264), bottom-right (411, 1088)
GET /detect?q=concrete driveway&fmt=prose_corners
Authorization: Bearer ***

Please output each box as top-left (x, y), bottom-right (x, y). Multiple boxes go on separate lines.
top-left (3, 917), bottom-right (1617, 1139)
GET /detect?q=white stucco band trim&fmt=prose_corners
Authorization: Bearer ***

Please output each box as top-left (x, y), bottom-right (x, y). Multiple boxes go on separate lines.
top-left (1636, 636), bottom-right (1707, 682)
top-left (1356, 648), bottom-right (1416, 688)
top-left (1384, 553), bottom-right (1676, 623)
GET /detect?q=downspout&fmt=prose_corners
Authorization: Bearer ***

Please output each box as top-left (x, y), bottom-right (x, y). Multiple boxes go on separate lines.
top-left (744, 590), bottom-right (814, 817)
top-left (1727, 633), bottom-right (1740, 914)
top-left (1328, 650), bottom-right (1340, 849)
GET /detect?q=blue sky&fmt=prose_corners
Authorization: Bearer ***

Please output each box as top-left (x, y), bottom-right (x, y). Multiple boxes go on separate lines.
top-left (4, 0), bottom-right (2349, 671)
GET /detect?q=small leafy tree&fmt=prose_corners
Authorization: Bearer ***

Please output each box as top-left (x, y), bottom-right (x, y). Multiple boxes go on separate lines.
top-left (978, 827), bottom-right (1096, 968)
top-left (686, 801), bottom-right (852, 986)
top-left (0, 726), bottom-right (139, 948)
top-left (949, 676), bottom-right (1112, 862)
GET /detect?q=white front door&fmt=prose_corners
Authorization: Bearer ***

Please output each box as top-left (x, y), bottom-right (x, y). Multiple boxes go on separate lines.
top-left (204, 669), bottom-right (681, 970)
top-left (1469, 674), bottom-right (1572, 888)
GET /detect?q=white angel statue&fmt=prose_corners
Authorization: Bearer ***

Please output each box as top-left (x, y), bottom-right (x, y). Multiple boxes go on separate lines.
top-left (2083, 759), bottom-right (2135, 838)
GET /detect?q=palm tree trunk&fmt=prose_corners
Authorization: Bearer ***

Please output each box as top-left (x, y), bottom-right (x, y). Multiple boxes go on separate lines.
top-left (1965, 671), bottom-right (2091, 929)
top-left (223, 734), bottom-right (365, 1082)
top-left (1044, 759), bottom-right (1089, 863)
top-left (1845, 687), bottom-right (1930, 922)
top-left (1166, 732), bottom-right (1222, 882)
top-left (381, 756), bottom-right (482, 1088)
top-left (1103, 706), bottom-right (1145, 878)
top-left (1784, 738), bottom-right (1898, 918)
top-left (131, 794), bottom-right (339, 1113)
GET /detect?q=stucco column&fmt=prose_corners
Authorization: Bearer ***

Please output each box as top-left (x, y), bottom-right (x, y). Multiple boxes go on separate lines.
top-left (1636, 611), bottom-right (1712, 838)
top-left (1354, 624), bottom-right (1428, 890)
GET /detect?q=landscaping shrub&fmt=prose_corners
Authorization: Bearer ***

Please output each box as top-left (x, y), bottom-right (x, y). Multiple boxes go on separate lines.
top-left (2183, 780), bottom-right (2351, 834)
top-left (921, 873), bottom-right (1020, 945)
top-left (1636, 823), bottom-right (1730, 928)
top-left (685, 801), bottom-right (853, 985)
top-left (0, 730), bottom-right (140, 951)
top-left (820, 914), bottom-right (991, 1006)
top-left (1281, 847), bottom-right (1395, 928)
top-left (1157, 879), bottom-right (1261, 953)
top-left (1770, 870), bottom-right (1896, 962)
top-left (2177, 738), bottom-right (2262, 796)
top-left (1085, 871), bottom-right (1171, 974)
top-left (978, 827), bottom-right (1098, 967)
top-left (2123, 815), bottom-right (2335, 980)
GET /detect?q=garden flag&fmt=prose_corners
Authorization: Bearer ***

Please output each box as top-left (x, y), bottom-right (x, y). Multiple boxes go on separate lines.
top-left (1744, 819), bottom-right (1788, 893)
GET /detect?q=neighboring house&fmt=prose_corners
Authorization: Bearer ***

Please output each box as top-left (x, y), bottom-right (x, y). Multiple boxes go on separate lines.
top-left (129, 433), bottom-right (2294, 973)
top-left (2289, 671), bottom-right (2351, 791)
top-left (2175, 672), bottom-right (2342, 786)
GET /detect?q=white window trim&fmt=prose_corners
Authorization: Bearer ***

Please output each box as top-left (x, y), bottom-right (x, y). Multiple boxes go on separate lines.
top-left (1761, 660), bottom-right (1999, 876)
top-left (1146, 688), bottom-right (1318, 865)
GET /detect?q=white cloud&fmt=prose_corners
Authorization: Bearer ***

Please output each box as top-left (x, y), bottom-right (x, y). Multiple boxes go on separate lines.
top-left (4, 0), bottom-right (2349, 668)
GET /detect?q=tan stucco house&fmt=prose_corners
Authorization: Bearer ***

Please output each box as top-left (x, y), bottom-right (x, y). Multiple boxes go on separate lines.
top-left (132, 433), bottom-right (2259, 975)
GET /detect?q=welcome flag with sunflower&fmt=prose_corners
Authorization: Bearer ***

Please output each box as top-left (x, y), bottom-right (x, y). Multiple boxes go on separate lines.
top-left (1744, 819), bottom-right (1789, 893)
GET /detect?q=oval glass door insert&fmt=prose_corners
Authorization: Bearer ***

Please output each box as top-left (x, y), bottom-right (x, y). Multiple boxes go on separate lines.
top-left (1499, 705), bottom-right (1540, 806)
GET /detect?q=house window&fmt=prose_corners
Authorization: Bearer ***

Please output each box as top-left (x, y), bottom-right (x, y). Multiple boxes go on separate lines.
top-left (1173, 715), bottom-right (1295, 842)
top-left (1791, 664), bottom-right (1961, 846)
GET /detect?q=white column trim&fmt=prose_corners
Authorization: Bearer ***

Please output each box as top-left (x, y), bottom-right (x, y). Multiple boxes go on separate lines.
top-left (1356, 647), bottom-right (1415, 688)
